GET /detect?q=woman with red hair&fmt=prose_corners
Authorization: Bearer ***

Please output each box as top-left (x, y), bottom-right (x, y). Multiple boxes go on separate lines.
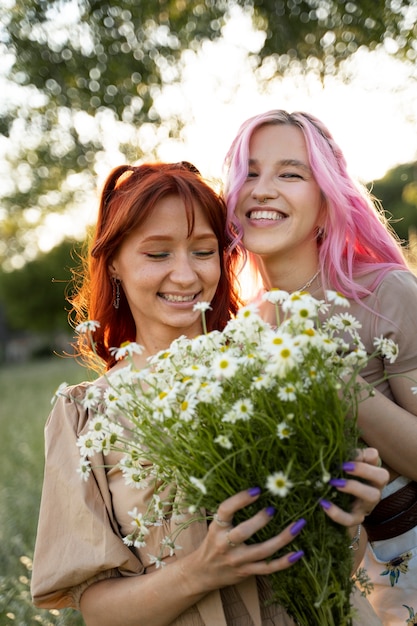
top-left (31, 161), bottom-right (387, 626)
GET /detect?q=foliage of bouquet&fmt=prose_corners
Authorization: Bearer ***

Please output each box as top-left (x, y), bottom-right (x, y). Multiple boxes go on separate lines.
top-left (73, 290), bottom-right (398, 626)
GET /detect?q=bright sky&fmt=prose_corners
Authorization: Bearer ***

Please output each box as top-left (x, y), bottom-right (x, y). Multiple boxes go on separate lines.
top-left (152, 10), bottom-right (417, 185)
top-left (2, 6), bottom-right (417, 260)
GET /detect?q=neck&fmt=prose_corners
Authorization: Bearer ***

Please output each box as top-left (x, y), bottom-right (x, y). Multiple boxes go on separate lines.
top-left (257, 255), bottom-right (321, 294)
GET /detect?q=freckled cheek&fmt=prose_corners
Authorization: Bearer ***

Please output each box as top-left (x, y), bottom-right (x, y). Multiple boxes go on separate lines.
top-left (206, 263), bottom-right (221, 296)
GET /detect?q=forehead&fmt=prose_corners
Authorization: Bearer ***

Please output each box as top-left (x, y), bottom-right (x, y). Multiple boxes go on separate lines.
top-left (144, 195), bottom-right (212, 228)
top-left (249, 124), bottom-right (309, 162)
top-left (124, 194), bottom-right (216, 245)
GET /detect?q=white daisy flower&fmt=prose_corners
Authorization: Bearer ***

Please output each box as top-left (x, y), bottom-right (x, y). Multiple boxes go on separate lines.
top-left (230, 398), bottom-right (254, 421)
top-left (326, 290), bottom-right (350, 307)
top-left (196, 380), bottom-right (223, 403)
top-left (109, 341), bottom-right (144, 361)
top-left (278, 384), bottom-right (297, 402)
top-left (75, 320), bottom-right (101, 333)
top-left (214, 434), bottom-right (233, 449)
top-left (262, 289), bottom-right (290, 305)
top-left (147, 554), bottom-right (166, 569)
top-left (178, 395), bottom-right (198, 422)
top-left (329, 313), bottom-right (362, 336)
top-left (282, 293), bottom-right (320, 319)
top-left (189, 476), bottom-right (207, 494)
top-left (193, 301), bottom-right (212, 312)
top-left (50, 381), bottom-right (68, 404)
top-left (76, 458), bottom-right (92, 481)
top-left (265, 337), bottom-right (302, 377)
top-left (160, 536), bottom-right (182, 557)
top-left (373, 336), bottom-right (399, 364)
top-left (81, 385), bottom-right (102, 410)
top-left (120, 464), bottom-right (149, 490)
top-left (211, 351), bottom-right (240, 379)
top-left (266, 471), bottom-right (294, 497)
top-left (276, 421), bottom-right (293, 439)
top-left (76, 433), bottom-right (101, 457)
top-left (128, 507), bottom-right (150, 539)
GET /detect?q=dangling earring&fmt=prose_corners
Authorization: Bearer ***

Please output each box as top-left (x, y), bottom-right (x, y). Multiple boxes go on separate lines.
top-left (112, 277), bottom-right (121, 309)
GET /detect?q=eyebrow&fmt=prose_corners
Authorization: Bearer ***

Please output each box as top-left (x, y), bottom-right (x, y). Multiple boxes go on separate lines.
top-left (140, 233), bottom-right (218, 244)
top-left (249, 158), bottom-right (312, 173)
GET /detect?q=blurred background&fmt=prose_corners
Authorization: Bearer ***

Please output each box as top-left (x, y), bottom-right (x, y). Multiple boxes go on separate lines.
top-left (0, 1), bottom-right (417, 623)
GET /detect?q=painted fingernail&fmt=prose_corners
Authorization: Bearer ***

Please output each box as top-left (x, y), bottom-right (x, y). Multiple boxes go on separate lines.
top-left (342, 462), bottom-right (355, 472)
top-left (265, 506), bottom-right (276, 517)
top-left (288, 550), bottom-right (305, 564)
top-left (247, 486), bottom-right (261, 497)
top-left (290, 518), bottom-right (307, 536)
top-left (319, 499), bottom-right (332, 510)
top-left (329, 478), bottom-right (347, 488)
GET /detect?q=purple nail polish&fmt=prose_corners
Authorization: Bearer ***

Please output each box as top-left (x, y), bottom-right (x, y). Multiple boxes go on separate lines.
top-left (329, 478), bottom-right (347, 488)
top-left (290, 518), bottom-right (307, 536)
top-left (319, 499), bottom-right (332, 510)
top-left (247, 486), bottom-right (261, 497)
top-left (288, 550), bottom-right (304, 564)
top-left (265, 506), bottom-right (276, 517)
top-left (342, 462), bottom-right (355, 472)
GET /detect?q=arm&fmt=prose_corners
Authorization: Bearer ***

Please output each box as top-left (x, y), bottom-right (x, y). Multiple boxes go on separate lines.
top-left (356, 368), bottom-right (417, 481)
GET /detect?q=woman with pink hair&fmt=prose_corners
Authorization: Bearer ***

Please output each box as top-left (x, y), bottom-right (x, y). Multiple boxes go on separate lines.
top-left (223, 109), bottom-right (417, 626)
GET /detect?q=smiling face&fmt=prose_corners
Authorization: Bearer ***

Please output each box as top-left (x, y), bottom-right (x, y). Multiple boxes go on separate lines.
top-left (235, 123), bottom-right (324, 274)
top-left (109, 194), bottom-right (221, 350)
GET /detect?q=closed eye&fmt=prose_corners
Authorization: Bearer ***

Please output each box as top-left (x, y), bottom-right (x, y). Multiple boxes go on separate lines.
top-left (193, 250), bottom-right (216, 258)
top-left (145, 252), bottom-right (169, 259)
top-left (280, 172), bottom-right (304, 180)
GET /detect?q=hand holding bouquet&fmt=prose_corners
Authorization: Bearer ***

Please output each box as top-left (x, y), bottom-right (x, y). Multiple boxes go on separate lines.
top-left (74, 290), bottom-right (397, 625)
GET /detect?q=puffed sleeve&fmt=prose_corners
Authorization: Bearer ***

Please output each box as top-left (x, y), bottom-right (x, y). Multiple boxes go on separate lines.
top-left (31, 382), bottom-right (143, 610)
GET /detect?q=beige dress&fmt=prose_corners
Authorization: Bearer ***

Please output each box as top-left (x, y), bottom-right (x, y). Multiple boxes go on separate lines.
top-left (31, 365), bottom-right (383, 624)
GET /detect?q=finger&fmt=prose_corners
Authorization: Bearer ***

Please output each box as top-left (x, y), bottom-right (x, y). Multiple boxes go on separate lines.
top-left (353, 447), bottom-right (380, 465)
top-left (229, 506), bottom-right (276, 544)
top-left (244, 549), bottom-right (305, 577)
top-left (319, 498), bottom-right (362, 526)
top-left (215, 487), bottom-right (261, 526)
top-left (228, 516), bottom-right (306, 562)
top-left (341, 460), bottom-right (389, 488)
top-left (319, 479), bottom-right (382, 525)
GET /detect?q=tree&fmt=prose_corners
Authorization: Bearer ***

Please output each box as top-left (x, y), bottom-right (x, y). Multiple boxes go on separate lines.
top-left (0, 239), bottom-right (81, 333)
top-left (1, 0), bottom-right (417, 266)
top-left (371, 161), bottom-right (417, 244)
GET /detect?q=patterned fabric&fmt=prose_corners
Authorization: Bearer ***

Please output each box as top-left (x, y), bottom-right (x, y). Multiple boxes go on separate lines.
top-left (360, 478), bottom-right (417, 625)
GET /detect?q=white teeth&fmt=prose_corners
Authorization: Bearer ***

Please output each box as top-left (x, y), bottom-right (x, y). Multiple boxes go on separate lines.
top-left (161, 294), bottom-right (195, 302)
top-left (249, 210), bottom-right (285, 220)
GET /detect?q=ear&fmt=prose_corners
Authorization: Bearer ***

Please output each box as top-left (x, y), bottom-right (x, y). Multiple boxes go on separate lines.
top-left (108, 258), bottom-right (118, 279)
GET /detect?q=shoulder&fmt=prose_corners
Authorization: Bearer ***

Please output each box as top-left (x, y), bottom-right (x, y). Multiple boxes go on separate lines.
top-left (47, 376), bottom-right (109, 437)
top-left (375, 269), bottom-right (417, 295)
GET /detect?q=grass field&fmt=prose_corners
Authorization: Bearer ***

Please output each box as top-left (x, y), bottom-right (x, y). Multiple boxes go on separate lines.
top-left (0, 357), bottom-right (92, 625)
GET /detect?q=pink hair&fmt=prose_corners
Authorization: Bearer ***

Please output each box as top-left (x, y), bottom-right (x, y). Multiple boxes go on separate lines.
top-left (223, 109), bottom-right (408, 301)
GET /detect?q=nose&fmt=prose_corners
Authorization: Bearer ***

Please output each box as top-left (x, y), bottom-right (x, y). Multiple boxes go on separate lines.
top-left (251, 175), bottom-right (279, 203)
top-left (170, 253), bottom-right (198, 286)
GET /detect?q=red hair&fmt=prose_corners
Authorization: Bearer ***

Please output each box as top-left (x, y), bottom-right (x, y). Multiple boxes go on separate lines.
top-left (70, 162), bottom-right (242, 371)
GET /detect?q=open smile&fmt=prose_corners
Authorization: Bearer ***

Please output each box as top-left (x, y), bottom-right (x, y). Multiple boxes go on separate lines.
top-left (247, 209), bottom-right (288, 221)
top-left (158, 292), bottom-right (201, 303)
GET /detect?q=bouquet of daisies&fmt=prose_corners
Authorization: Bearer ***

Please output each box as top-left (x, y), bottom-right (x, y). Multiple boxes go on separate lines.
top-left (73, 290), bottom-right (398, 626)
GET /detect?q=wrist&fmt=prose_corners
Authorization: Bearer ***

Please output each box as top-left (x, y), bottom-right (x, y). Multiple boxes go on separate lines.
top-left (349, 524), bottom-right (361, 551)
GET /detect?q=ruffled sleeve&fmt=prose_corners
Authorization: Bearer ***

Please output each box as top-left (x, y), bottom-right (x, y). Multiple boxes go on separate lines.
top-left (31, 382), bottom-right (143, 610)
